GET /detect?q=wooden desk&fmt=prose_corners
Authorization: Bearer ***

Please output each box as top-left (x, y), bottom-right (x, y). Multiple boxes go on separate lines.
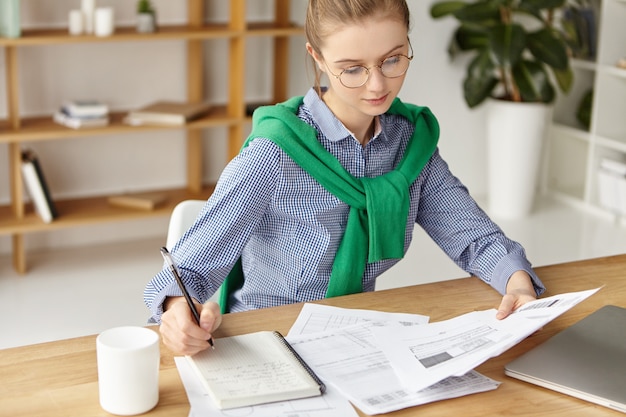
top-left (1, 254), bottom-right (625, 416)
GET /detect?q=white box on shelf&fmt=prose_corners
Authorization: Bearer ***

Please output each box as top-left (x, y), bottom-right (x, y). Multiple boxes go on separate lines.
top-left (618, 176), bottom-right (626, 215)
top-left (597, 158), bottom-right (626, 215)
top-left (597, 170), bottom-right (619, 212)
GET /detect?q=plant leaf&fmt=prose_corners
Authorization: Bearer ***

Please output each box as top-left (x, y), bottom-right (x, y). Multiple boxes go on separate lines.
top-left (512, 60), bottom-right (555, 103)
top-left (527, 28), bottom-right (569, 70)
top-left (430, 1), bottom-right (468, 18)
top-left (453, 1), bottom-right (501, 22)
top-left (520, 0), bottom-right (566, 10)
top-left (490, 23), bottom-right (526, 68)
top-left (454, 24), bottom-right (490, 51)
top-left (551, 66), bottom-right (574, 93)
top-left (464, 49), bottom-right (499, 108)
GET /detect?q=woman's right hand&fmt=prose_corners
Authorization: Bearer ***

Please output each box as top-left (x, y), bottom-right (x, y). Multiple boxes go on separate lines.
top-left (159, 297), bottom-right (222, 356)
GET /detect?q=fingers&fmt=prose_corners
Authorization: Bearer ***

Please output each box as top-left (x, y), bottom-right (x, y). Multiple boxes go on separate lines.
top-left (200, 301), bottom-right (223, 333)
top-left (496, 271), bottom-right (539, 320)
top-left (496, 294), bottom-right (516, 320)
top-left (160, 299), bottom-right (216, 356)
top-left (496, 290), bottom-right (538, 320)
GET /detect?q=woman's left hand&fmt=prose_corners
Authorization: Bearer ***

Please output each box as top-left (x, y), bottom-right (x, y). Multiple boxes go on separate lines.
top-left (496, 270), bottom-right (538, 320)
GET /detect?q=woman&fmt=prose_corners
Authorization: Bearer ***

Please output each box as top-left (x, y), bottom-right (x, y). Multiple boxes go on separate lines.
top-left (145, 0), bottom-right (545, 355)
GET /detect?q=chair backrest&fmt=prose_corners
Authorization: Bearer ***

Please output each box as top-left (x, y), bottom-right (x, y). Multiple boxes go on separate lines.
top-left (165, 199), bottom-right (206, 250)
top-left (165, 199), bottom-right (224, 305)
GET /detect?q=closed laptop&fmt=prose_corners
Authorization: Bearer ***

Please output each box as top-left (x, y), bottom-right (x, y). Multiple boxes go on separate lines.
top-left (505, 305), bottom-right (626, 413)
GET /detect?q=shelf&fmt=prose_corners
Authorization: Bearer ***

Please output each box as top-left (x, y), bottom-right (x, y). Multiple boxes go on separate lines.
top-left (0, 24), bottom-right (235, 46)
top-left (571, 58), bottom-right (598, 71)
top-left (599, 65), bottom-right (626, 78)
top-left (246, 22), bottom-right (303, 36)
top-left (0, 106), bottom-right (239, 143)
top-left (596, 135), bottom-right (626, 153)
top-left (0, 22), bottom-right (303, 47)
top-left (550, 123), bottom-right (592, 142)
top-left (0, 185), bottom-right (215, 235)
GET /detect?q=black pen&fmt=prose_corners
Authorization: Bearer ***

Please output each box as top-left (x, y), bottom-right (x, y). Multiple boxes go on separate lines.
top-left (160, 246), bottom-right (214, 349)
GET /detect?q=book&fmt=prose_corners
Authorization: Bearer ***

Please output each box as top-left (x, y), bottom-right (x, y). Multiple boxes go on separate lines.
top-left (21, 149), bottom-right (58, 223)
top-left (562, 6), bottom-right (597, 60)
top-left (62, 100), bottom-right (109, 118)
top-left (124, 101), bottom-right (211, 126)
top-left (107, 192), bottom-right (167, 211)
top-left (186, 330), bottom-right (325, 409)
top-left (53, 109), bottom-right (109, 129)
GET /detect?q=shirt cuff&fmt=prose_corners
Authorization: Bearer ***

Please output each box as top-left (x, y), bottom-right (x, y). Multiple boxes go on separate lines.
top-left (149, 282), bottom-right (185, 324)
top-left (491, 253), bottom-right (546, 296)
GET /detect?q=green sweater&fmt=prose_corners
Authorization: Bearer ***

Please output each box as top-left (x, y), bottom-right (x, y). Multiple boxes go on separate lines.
top-left (219, 96), bottom-right (439, 313)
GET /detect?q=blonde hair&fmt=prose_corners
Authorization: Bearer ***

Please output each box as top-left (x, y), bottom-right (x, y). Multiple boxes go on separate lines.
top-left (305, 0), bottom-right (411, 93)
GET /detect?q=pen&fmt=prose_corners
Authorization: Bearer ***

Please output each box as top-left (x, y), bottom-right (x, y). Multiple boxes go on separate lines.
top-left (160, 246), bottom-right (214, 349)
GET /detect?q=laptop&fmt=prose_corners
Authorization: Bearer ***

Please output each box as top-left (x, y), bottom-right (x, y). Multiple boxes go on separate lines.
top-left (505, 305), bottom-right (626, 413)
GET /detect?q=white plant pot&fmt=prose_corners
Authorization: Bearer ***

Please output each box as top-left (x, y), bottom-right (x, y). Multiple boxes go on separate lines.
top-left (486, 99), bottom-right (553, 219)
top-left (136, 13), bottom-right (156, 33)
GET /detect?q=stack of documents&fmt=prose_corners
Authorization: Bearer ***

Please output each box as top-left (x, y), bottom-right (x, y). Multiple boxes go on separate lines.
top-left (176, 287), bottom-right (599, 416)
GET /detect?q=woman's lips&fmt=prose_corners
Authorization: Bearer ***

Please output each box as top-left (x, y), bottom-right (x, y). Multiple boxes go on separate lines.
top-left (364, 94), bottom-right (389, 106)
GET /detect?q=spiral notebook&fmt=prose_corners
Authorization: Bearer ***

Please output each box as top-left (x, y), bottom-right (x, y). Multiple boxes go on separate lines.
top-left (186, 330), bottom-right (326, 409)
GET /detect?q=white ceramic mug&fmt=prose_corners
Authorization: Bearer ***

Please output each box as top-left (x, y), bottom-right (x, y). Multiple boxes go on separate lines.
top-left (96, 326), bottom-right (160, 415)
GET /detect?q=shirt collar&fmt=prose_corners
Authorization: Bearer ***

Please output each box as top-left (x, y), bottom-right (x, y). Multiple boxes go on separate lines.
top-left (303, 87), bottom-right (382, 144)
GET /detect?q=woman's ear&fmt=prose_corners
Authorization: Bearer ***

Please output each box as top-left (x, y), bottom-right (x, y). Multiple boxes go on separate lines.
top-left (306, 42), bottom-right (325, 73)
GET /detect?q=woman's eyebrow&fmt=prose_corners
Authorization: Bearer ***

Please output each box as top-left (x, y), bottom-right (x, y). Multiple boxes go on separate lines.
top-left (332, 43), bottom-right (406, 65)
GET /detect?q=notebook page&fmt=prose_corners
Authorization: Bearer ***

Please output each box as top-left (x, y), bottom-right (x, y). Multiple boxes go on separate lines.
top-left (187, 331), bottom-right (321, 408)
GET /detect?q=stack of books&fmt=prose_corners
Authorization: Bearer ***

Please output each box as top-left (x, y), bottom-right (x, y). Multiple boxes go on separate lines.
top-left (124, 101), bottom-right (211, 126)
top-left (53, 100), bottom-right (109, 129)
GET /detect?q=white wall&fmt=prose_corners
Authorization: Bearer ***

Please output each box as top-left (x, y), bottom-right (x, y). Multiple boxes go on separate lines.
top-left (0, 0), bottom-right (486, 255)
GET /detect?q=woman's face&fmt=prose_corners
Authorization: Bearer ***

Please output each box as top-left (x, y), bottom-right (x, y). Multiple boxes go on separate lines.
top-left (309, 17), bottom-right (410, 127)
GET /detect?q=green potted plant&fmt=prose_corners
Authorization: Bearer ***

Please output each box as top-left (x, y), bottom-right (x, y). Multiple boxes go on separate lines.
top-left (430, 0), bottom-right (573, 108)
top-left (429, 0), bottom-right (574, 218)
top-left (136, 0), bottom-right (157, 33)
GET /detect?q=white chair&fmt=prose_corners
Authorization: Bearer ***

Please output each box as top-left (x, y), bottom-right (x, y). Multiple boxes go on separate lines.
top-left (165, 199), bottom-right (222, 304)
top-left (165, 199), bottom-right (206, 250)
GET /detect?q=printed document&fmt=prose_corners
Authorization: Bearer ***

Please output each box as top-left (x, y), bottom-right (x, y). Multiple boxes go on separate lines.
top-left (371, 287), bottom-right (601, 392)
top-left (287, 303), bottom-right (429, 336)
top-left (285, 304), bottom-right (501, 415)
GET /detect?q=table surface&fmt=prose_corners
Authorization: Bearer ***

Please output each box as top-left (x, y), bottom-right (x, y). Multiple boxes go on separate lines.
top-left (1, 254), bottom-right (625, 417)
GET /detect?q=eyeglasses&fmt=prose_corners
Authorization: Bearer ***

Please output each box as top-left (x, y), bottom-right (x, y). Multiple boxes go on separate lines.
top-left (324, 43), bottom-right (414, 89)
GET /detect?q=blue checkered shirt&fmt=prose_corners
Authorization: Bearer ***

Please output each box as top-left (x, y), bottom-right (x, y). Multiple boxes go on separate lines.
top-left (144, 88), bottom-right (545, 323)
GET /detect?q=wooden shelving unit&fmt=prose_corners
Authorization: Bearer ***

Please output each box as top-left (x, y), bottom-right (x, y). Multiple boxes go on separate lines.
top-left (0, 0), bottom-right (303, 273)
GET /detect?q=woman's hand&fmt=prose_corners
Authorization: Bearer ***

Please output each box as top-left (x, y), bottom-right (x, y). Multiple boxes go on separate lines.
top-left (496, 270), bottom-right (538, 320)
top-left (159, 297), bottom-right (222, 356)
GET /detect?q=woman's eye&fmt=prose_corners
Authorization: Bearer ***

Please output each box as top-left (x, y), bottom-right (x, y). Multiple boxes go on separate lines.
top-left (384, 55), bottom-right (401, 66)
top-left (343, 66), bottom-right (366, 75)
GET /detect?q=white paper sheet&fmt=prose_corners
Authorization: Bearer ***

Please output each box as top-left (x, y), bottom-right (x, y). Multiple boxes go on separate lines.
top-left (285, 305), bottom-right (501, 415)
top-left (175, 357), bottom-right (359, 417)
top-left (287, 303), bottom-right (429, 337)
top-left (372, 287), bottom-right (601, 392)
